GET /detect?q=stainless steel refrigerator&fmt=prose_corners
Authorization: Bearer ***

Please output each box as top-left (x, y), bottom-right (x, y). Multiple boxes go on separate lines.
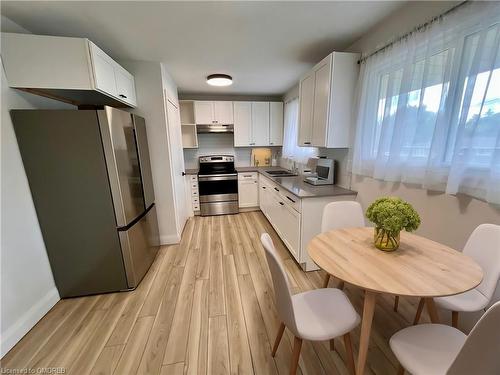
top-left (11, 107), bottom-right (160, 297)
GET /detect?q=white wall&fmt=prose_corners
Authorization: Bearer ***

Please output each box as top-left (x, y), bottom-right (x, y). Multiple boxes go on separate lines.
top-left (0, 17), bottom-right (74, 357)
top-left (344, 1), bottom-right (500, 331)
top-left (120, 60), bottom-right (180, 244)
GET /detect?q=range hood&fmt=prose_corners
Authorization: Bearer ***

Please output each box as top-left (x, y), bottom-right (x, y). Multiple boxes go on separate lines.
top-left (197, 124), bottom-right (234, 133)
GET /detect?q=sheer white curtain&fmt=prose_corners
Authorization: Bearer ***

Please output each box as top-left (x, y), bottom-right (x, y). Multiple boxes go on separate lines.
top-left (353, 1), bottom-right (500, 204)
top-left (282, 98), bottom-right (317, 163)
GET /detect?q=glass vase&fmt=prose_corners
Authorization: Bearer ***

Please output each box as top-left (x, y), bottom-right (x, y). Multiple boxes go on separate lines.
top-left (374, 227), bottom-right (400, 251)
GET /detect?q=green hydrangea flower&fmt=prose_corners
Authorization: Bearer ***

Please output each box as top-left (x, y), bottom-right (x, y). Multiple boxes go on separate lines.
top-left (366, 196), bottom-right (421, 236)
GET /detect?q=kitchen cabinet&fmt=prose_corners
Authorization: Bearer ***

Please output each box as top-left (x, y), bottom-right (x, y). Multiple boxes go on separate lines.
top-left (1, 33), bottom-right (137, 107)
top-left (238, 172), bottom-right (259, 208)
top-left (233, 102), bottom-right (253, 146)
top-left (251, 102), bottom-right (270, 146)
top-left (269, 102), bottom-right (284, 146)
top-left (194, 101), bottom-right (234, 125)
top-left (233, 101), bottom-right (283, 147)
top-left (298, 51), bottom-right (359, 148)
top-left (258, 173), bottom-right (356, 270)
top-left (185, 175), bottom-right (200, 216)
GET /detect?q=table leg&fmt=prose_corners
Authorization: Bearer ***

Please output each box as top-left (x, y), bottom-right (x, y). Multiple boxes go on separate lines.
top-left (357, 291), bottom-right (377, 375)
top-left (425, 298), bottom-right (440, 323)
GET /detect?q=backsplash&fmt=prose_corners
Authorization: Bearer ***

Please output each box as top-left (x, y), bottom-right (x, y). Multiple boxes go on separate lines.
top-left (183, 133), bottom-right (282, 169)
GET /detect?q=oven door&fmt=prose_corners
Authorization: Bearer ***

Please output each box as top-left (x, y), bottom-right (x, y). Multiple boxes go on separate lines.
top-left (198, 174), bottom-right (238, 203)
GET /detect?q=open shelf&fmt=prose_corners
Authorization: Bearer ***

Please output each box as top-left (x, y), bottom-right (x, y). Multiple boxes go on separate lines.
top-left (179, 100), bottom-right (195, 125)
top-left (181, 124), bottom-right (198, 149)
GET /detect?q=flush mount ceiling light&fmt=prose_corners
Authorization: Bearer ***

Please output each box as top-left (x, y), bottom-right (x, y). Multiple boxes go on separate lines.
top-left (206, 74), bottom-right (233, 87)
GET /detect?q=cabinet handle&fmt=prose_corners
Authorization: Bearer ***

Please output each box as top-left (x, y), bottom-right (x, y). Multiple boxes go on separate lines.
top-left (182, 172), bottom-right (186, 176)
top-left (262, 186), bottom-right (266, 189)
top-left (270, 142), bottom-right (274, 145)
top-left (303, 141), bottom-right (311, 145)
top-left (274, 187), bottom-right (279, 192)
top-left (249, 142), bottom-right (255, 145)
top-left (279, 202), bottom-right (284, 206)
top-left (119, 94), bottom-right (127, 98)
top-left (286, 196), bottom-right (296, 203)
top-left (243, 174), bottom-right (252, 177)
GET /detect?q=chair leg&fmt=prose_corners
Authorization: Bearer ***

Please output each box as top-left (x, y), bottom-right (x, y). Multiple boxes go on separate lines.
top-left (329, 338), bottom-right (335, 351)
top-left (413, 298), bottom-right (425, 325)
top-left (393, 296), bottom-right (399, 312)
top-left (290, 336), bottom-right (303, 375)
top-left (272, 322), bottom-right (286, 357)
top-left (343, 332), bottom-right (356, 375)
top-left (452, 311), bottom-right (459, 328)
top-left (322, 273), bottom-right (330, 288)
top-left (397, 364), bottom-right (405, 375)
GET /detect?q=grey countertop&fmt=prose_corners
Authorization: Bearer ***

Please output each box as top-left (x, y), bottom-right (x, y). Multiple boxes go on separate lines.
top-left (185, 165), bottom-right (357, 198)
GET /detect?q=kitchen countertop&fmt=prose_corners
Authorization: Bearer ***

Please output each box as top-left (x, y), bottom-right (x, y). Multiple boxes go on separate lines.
top-left (185, 166), bottom-right (357, 198)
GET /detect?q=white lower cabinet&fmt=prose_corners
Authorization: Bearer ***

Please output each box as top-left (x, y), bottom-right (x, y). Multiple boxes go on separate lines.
top-left (185, 175), bottom-right (200, 216)
top-left (259, 174), bottom-right (356, 270)
top-left (238, 172), bottom-right (259, 208)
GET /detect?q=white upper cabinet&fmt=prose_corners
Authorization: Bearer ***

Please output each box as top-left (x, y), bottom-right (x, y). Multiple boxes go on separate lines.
top-left (251, 102), bottom-right (270, 146)
top-left (298, 72), bottom-right (315, 146)
top-left (298, 52), bottom-right (359, 148)
top-left (194, 101), bottom-right (214, 124)
top-left (1, 33), bottom-right (137, 107)
top-left (194, 101), bottom-right (234, 124)
top-left (214, 101), bottom-right (234, 125)
top-left (233, 101), bottom-right (283, 147)
top-left (269, 102), bottom-right (284, 146)
top-left (114, 64), bottom-right (137, 106)
top-left (233, 102), bottom-right (253, 146)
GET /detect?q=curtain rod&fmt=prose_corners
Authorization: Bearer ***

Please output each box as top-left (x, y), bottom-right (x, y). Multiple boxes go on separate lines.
top-left (357, 0), bottom-right (469, 64)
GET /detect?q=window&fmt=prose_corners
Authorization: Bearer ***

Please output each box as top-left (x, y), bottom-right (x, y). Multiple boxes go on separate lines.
top-left (282, 98), bottom-right (317, 163)
top-left (353, 2), bottom-right (500, 204)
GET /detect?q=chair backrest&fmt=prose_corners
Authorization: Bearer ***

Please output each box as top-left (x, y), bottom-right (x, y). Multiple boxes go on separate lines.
top-left (462, 224), bottom-right (500, 301)
top-left (260, 233), bottom-right (298, 335)
top-left (447, 301), bottom-right (500, 375)
top-left (321, 201), bottom-right (365, 233)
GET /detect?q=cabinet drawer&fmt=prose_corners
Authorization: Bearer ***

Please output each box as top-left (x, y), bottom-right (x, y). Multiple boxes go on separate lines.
top-left (238, 172), bottom-right (258, 181)
top-left (193, 204), bottom-right (200, 211)
top-left (189, 175), bottom-right (198, 182)
top-left (191, 189), bottom-right (199, 197)
top-left (279, 191), bottom-right (301, 213)
top-left (190, 182), bottom-right (198, 190)
top-left (192, 197), bottom-right (199, 204)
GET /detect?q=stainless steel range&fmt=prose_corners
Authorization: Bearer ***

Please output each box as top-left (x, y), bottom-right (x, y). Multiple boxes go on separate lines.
top-left (198, 155), bottom-right (239, 216)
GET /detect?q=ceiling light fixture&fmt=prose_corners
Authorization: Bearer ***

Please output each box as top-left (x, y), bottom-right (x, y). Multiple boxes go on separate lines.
top-left (206, 74), bottom-right (233, 87)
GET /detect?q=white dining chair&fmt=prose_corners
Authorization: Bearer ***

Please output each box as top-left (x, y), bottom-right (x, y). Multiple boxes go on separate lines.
top-left (321, 201), bottom-right (365, 289)
top-left (413, 223), bottom-right (500, 328)
top-left (261, 233), bottom-right (360, 375)
top-left (390, 300), bottom-right (500, 375)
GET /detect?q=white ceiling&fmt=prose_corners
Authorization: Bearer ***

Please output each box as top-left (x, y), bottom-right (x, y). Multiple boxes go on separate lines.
top-left (1, 1), bottom-right (407, 96)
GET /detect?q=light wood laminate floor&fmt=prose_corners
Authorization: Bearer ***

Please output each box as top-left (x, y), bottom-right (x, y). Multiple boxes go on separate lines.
top-left (1, 212), bottom-right (430, 375)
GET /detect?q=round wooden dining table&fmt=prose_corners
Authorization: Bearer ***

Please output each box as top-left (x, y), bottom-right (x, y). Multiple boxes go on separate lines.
top-left (308, 227), bottom-right (483, 375)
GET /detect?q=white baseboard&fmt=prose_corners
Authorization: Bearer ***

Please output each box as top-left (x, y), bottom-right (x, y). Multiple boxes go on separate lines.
top-left (159, 234), bottom-right (180, 245)
top-left (1, 287), bottom-right (60, 358)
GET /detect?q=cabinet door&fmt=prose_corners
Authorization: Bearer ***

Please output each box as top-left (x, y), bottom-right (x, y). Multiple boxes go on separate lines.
top-left (259, 183), bottom-right (268, 214)
top-left (90, 43), bottom-right (118, 97)
top-left (311, 59), bottom-right (332, 147)
top-left (298, 72), bottom-right (315, 146)
top-left (238, 179), bottom-right (259, 208)
top-left (269, 102), bottom-right (283, 146)
top-left (194, 101), bottom-right (214, 124)
top-left (114, 65), bottom-right (137, 107)
top-left (214, 101), bottom-right (234, 124)
top-left (279, 201), bottom-right (301, 261)
top-left (233, 102), bottom-right (252, 147)
top-left (251, 102), bottom-right (270, 146)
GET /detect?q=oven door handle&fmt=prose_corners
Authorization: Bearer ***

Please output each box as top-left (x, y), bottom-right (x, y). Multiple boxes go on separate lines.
top-left (198, 174), bottom-right (238, 181)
